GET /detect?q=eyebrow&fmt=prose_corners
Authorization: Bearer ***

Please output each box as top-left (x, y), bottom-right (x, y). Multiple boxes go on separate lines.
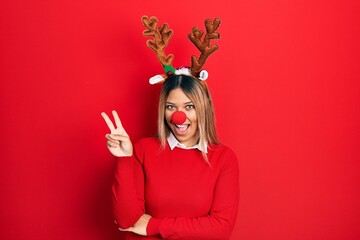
top-left (165, 101), bottom-right (193, 105)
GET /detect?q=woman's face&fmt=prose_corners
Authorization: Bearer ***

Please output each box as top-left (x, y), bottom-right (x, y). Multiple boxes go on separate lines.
top-left (165, 88), bottom-right (199, 147)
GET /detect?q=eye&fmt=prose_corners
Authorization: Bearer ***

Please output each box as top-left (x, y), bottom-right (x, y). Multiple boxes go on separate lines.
top-left (166, 105), bottom-right (175, 110)
top-left (185, 105), bottom-right (195, 110)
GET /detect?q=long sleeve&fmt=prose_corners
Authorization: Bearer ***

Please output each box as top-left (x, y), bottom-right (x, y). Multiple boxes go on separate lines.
top-left (146, 148), bottom-right (239, 239)
top-left (112, 143), bottom-right (145, 229)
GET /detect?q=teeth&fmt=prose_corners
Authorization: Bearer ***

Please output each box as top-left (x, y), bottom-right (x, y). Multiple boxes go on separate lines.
top-left (175, 124), bottom-right (189, 133)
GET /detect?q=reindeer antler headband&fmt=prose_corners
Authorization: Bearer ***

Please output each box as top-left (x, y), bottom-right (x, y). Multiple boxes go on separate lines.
top-left (142, 16), bottom-right (221, 84)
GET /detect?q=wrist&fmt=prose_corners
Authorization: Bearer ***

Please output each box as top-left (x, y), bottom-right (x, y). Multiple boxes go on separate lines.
top-left (146, 217), bottom-right (162, 236)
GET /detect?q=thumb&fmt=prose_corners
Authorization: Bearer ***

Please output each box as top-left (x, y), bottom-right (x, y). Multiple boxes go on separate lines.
top-left (118, 227), bottom-right (132, 232)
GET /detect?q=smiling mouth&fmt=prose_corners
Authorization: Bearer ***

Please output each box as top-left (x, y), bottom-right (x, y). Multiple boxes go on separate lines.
top-left (174, 124), bottom-right (189, 135)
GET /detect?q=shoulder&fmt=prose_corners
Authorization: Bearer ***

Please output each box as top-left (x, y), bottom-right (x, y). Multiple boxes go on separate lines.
top-left (133, 137), bottom-right (162, 158)
top-left (208, 144), bottom-right (238, 169)
top-left (209, 143), bottom-right (236, 158)
top-left (135, 137), bottom-right (161, 147)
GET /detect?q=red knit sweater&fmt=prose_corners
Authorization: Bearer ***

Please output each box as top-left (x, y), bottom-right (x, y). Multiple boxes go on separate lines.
top-left (112, 137), bottom-right (239, 240)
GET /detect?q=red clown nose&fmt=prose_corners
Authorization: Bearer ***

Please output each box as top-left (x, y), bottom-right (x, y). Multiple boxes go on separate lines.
top-left (171, 111), bottom-right (187, 125)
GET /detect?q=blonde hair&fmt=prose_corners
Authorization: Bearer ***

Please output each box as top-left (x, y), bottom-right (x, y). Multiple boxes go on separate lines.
top-left (157, 75), bottom-right (219, 159)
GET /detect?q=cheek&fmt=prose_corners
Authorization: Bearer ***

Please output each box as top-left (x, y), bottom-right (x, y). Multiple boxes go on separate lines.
top-left (165, 110), bottom-right (172, 123)
top-left (189, 111), bottom-right (198, 122)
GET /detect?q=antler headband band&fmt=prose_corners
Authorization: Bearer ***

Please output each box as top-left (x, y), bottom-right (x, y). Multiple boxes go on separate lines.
top-left (141, 16), bottom-right (221, 85)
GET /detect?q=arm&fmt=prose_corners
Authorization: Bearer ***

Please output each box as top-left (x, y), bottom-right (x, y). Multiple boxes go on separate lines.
top-left (101, 111), bottom-right (145, 229)
top-left (112, 150), bottom-right (145, 229)
top-left (146, 148), bottom-right (239, 239)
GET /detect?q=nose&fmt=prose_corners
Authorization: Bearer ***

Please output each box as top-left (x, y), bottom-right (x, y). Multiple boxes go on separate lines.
top-left (171, 111), bottom-right (187, 125)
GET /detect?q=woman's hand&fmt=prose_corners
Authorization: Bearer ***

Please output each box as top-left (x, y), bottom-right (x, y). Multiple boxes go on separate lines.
top-left (101, 110), bottom-right (133, 157)
top-left (118, 214), bottom-right (152, 236)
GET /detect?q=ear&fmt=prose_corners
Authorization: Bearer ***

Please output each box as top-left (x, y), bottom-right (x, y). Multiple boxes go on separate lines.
top-left (198, 70), bottom-right (209, 81)
top-left (149, 74), bottom-right (166, 84)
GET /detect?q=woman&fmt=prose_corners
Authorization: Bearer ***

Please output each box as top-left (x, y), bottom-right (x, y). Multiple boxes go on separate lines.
top-left (101, 16), bottom-right (239, 239)
top-left (101, 74), bottom-right (239, 239)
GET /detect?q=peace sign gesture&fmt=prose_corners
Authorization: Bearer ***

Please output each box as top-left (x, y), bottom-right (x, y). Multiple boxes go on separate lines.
top-left (101, 110), bottom-right (133, 157)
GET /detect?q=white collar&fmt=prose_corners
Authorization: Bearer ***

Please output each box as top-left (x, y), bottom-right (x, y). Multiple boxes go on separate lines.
top-left (167, 132), bottom-right (208, 153)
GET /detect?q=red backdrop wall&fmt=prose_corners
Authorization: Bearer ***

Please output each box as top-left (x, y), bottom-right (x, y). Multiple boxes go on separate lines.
top-left (1, 0), bottom-right (359, 239)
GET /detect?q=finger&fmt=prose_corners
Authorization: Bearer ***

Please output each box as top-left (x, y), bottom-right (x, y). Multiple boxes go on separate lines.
top-left (106, 134), bottom-right (130, 142)
top-left (112, 110), bottom-right (124, 130)
top-left (112, 110), bottom-right (129, 136)
top-left (118, 227), bottom-right (132, 232)
top-left (106, 137), bottom-right (120, 145)
top-left (101, 112), bottom-right (116, 133)
top-left (107, 141), bottom-right (120, 148)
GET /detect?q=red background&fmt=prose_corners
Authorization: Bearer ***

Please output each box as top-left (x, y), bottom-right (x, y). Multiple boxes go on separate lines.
top-left (1, 0), bottom-right (360, 239)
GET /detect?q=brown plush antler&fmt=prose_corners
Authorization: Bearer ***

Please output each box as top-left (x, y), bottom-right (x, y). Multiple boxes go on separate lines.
top-left (188, 18), bottom-right (221, 76)
top-left (142, 16), bottom-right (174, 68)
